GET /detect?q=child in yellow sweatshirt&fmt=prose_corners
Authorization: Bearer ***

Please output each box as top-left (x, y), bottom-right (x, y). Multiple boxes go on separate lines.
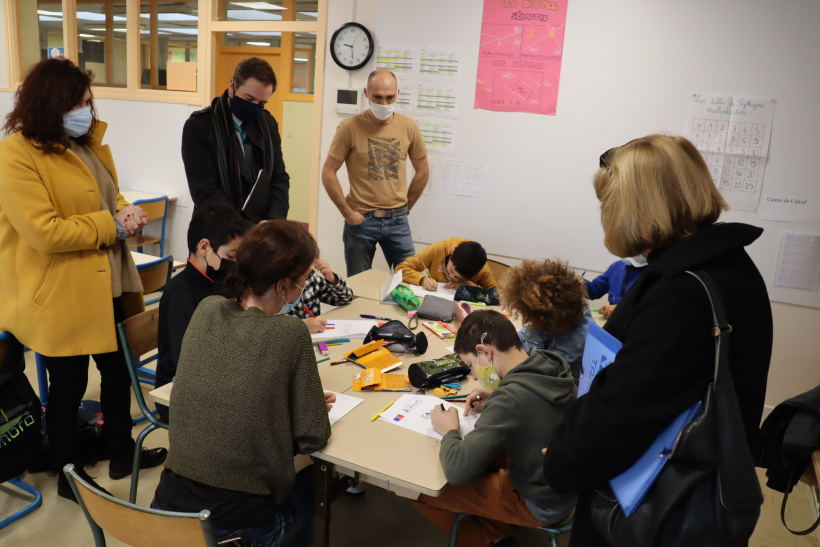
top-left (397, 237), bottom-right (497, 290)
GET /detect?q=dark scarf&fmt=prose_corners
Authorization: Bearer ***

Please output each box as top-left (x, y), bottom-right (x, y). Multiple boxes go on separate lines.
top-left (211, 90), bottom-right (275, 210)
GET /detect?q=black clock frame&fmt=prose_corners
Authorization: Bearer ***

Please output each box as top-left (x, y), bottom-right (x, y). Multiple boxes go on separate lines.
top-left (329, 22), bottom-right (374, 71)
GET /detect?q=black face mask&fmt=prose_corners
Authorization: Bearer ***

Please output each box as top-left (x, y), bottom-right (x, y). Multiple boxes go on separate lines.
top-left (230, 95), bottom-right (264, 123)
top-left (206, 252), bottom-right (235, 283)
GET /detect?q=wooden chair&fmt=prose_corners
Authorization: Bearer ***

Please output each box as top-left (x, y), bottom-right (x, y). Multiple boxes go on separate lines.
top-left (63, 463), bottom-right (218, 547)
top-left (127, 195), bottom-right (169, 256)
top-left (449, 512), bottom-right (573, 547)
top-left (116, 309), bottom-right (169, 503)
top-left (137, 253), bottom-right (174, 307)
top-left (0, 332), bottom-right (43, 529)
top-left (486, 259), bottom-right (511, 284)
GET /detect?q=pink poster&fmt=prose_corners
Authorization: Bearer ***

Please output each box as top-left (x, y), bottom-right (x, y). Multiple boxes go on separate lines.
top-left (475, 0), bottom-right (569, 116)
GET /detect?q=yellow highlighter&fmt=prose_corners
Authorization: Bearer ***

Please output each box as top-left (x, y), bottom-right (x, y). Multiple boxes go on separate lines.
top-left (371, 401), bottom-right (395, 422)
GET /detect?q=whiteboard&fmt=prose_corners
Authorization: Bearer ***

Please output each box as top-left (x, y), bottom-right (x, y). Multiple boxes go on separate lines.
top-left (360, 0), bottom-right (820, 308)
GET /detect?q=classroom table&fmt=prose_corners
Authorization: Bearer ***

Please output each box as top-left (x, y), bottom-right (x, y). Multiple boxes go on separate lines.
top-left (130, 250), bottom-right (185, 271)
top-left (345, 268), bottom-right (392, 301)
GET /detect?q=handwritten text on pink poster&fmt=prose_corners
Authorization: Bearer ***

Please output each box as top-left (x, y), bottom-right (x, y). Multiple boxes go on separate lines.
top-left (475, 0), bottom-right (569, 116)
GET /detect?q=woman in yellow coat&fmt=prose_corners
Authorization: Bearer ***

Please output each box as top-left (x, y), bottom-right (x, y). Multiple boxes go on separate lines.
top-left (0, 59), bottom-right (167, 501)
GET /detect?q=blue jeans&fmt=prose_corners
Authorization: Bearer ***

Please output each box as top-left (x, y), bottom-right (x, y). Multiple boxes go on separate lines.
top-left (152, 468), bottom-right (313, 547)
top-left (343, 213), bottom-right (416, 277)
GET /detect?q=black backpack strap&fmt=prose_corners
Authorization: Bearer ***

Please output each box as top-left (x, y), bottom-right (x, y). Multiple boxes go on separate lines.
top-left (780, 466), bottom-right (820, 535)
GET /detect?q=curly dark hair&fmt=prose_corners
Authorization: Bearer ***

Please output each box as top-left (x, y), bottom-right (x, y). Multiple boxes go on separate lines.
top-left (3, 59), bottom-right (97, 154)
top-left (499, 259), bottom-right (587, 336)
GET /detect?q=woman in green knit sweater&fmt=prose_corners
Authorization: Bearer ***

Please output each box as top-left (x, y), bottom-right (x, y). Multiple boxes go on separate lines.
top-left (152, 220), bottom-right (333, 547)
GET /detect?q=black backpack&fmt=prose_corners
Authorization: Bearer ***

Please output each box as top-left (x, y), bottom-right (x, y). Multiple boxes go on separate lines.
top-left (0, 334), bottom-right (44, 484)
top-left (753, 386), bottom-right (820, 535)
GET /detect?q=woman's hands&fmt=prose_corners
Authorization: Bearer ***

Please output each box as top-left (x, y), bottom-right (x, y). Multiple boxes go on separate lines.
top-left (324, 391), bottom-right (336, 412)
top-left (114, 205), bottom-right (148, 237)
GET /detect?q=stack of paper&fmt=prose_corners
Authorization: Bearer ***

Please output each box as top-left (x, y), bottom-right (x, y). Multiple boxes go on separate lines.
top-left (310, 319), bottom-right (377, 340)
top-left (324, 390), bottom-right (364, 426)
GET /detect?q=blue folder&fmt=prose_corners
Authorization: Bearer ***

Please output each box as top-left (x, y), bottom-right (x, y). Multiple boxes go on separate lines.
top-left (578, 319), bottom-right (703, 516)
top-left (577, 321), bottom-right (622, 397)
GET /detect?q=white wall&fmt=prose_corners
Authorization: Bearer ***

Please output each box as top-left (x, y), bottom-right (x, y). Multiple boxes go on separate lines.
top-left (317, 0), bottom-right (820, 411)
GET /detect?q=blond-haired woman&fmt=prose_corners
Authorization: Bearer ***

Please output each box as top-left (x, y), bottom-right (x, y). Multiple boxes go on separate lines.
top-left (543, 135), bottom-right (773, 546)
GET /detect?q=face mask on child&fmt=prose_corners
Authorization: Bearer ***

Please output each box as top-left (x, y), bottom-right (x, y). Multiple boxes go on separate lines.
top-left (475, 332), bottom-right (501, 390)
top-left (623, 255), bottom-right (648, 268)
top-left (278, 281), bottom-right (305, 315)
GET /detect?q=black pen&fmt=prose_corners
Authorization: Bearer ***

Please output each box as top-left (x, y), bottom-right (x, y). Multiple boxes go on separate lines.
top-left (440, 403), bottom-right (445, 411)
top-left (361, 314), bottom-right (392, 321)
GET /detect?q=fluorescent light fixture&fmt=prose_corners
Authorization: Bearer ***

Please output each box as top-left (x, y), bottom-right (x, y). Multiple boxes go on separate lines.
top-left (37, 10), bottom-right (62, 16)
top-left (38, 16), bottom-right (62, 22)
top-left (231, 2), bottom-right (286, 9)
top-left (297, 12), bottom-right (318, 18)
top-left (294, 57), bottom-right (308, 61)
top-left (226, 10), bottom-right (282, 21)
top-left (159, 28), bottom-right (198, 35)
top-left (139, 13), bottom-right (198, 21)
top-left (79, 34), bottom-right (96, 38)
top-left (234, 31), bottom-right (281, 37)
top-left (246, 41), bottom-right (270, 46)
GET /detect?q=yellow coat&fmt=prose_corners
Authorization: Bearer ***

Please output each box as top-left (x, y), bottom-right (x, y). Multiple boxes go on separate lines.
top-left (0, 122), bottom-right (128, 356)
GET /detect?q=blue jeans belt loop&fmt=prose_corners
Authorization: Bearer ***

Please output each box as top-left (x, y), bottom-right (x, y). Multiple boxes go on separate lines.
top-left (369, 205), bottom-right (407, 219)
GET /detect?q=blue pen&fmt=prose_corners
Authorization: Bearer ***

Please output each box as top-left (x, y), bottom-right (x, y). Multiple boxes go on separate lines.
top-left (360, 314), bottom-right (392, 321)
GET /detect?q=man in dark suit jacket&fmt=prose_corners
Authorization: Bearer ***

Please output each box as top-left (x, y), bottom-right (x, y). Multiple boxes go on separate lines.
top-left (182, 57), bottom-right (289, 223)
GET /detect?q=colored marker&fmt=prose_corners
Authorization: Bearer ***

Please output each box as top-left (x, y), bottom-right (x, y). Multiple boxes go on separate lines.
top-left (371, 401), bottom-right (395, 422)
top-left (591, 308), bottom-right (599, 313)
top-left (464, 301), bottom-right (486, 307)
top-left (317, 342), bottom-right (329, 356)
top-left (360, 314), bottom-right (393, 321)
top-left (302, 305), bottom-right (316, 318)
top-left (317, 357), bottom-right (329, 364)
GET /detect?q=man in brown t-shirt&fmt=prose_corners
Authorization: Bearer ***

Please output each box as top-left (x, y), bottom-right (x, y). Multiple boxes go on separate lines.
top-left (322, 69), bottom-right (429, 276)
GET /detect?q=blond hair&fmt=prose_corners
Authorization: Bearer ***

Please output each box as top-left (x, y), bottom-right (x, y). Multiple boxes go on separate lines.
top-left (593, 134), bottom-right (728, 257)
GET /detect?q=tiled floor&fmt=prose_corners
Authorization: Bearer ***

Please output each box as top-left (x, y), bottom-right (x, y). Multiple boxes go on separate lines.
top-left (1, 349), bottom-right (818, 546)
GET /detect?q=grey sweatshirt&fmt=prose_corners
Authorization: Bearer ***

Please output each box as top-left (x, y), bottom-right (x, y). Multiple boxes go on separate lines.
top-left (439, 349), bottom-right (577, 507)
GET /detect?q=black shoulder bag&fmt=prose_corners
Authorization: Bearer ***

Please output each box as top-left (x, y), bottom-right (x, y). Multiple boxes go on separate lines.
top-left (589, 270), bottom-right (763, 547)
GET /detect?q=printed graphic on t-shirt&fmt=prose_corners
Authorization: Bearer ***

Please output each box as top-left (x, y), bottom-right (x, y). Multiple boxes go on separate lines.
top-left (367, 137), bottom-right (400, 181)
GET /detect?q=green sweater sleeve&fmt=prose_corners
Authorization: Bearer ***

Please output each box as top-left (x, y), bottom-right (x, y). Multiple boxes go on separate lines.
top-left (438, 394), bottom-right (518, 485)
top-left (289, 322), bottom-right (332, 454)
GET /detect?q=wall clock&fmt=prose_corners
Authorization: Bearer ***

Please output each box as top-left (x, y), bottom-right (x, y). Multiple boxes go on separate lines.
top-left (330, 22), bottom-right (374, 71)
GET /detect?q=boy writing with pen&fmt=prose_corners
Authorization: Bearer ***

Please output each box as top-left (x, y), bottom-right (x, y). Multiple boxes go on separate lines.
top-left (287, 256), bottom-right (354, 332)
top-left (396, 237), bottom-right (497, 291)
top-left (412, 310), bottom-right (577, 547)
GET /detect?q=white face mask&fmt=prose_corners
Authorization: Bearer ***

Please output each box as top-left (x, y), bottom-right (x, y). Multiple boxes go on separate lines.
top-left (63, 106), bottom-right (93, 138)
top-left (369, 100), bottom-right (396, 121)
top-left (624, 255), bottom-right (649, 268)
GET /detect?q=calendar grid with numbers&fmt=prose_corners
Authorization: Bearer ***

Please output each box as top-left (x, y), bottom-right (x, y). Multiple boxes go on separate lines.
top-left (686, 94), bottom-right (776, 213)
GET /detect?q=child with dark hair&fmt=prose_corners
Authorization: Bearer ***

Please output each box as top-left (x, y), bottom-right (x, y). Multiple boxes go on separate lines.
top-left (500, 259), bottom-right (591, 383)
top-left (155, 201), bottom-right (247, 422)
top-left (397, 237), bottom-right (496, 291)
top-left (412, 310), bottom-right (576, 547)
top-left (286, 256), bottom-right (354, 333)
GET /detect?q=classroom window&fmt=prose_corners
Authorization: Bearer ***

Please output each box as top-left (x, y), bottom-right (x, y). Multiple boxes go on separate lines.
top-left (291, 32), bottom-right (315, 94)
top-left (217, 1), bottom-right (318, 22)
top-left (221, 31), bottom-right (282, 48)
top-left (139, 0), bottom-right (198, 90)
top-left (76, 1), bottom-right (127, 87)
top-left (16, 1), bottom-right (65, 76)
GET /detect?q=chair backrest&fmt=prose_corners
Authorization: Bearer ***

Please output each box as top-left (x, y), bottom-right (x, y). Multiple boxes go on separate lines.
top-left (133, 196), bottom-right (169, 222)
top-left (137, 255), bottom-right (174, 295)
top-left (63, 464), bottom-right (217, 547)
top-left (119, 308), bottom-right (160, 366)
top-left (485, 259), bottom-right (511, 285)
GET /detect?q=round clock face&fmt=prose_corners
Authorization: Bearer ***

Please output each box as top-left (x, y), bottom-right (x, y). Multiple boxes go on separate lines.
top-left (330, 23), bottom-right (374, 71)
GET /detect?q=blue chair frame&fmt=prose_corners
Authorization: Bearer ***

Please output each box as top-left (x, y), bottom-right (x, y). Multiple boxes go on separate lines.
top-left (116, 309), bottom-right (169, 503)
top-left (130, 195), bottom-right (169, 257)
top-left (136, 253), bottom-right (174, 307)
top-left (449, 512), bottom-right (573, 547)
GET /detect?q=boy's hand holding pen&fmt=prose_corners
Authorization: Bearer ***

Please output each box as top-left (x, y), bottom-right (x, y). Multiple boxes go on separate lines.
top-left (464, 388), bottom-right (490, 416)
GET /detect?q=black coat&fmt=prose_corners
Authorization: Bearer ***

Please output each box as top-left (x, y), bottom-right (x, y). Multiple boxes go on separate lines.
top-left (181, 95), bottom-right (290, 221)
top-left (544, 223), bottom-right (773, 546)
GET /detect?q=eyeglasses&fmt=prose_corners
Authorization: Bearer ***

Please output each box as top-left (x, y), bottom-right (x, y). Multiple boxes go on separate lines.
top-left (599, 147), bottom-right (618, 170)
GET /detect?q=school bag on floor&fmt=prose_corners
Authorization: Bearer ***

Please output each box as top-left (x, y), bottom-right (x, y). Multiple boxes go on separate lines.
top-left (0, 333), bottom-right (44, 483)
top-left (753, 386), bottom-right (820, 535)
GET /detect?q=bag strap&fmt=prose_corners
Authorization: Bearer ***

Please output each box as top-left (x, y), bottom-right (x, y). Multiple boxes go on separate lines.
top-left (684, 270), bottom-right (763, 512)
top-left (780, 466), bottom-right (820, 535)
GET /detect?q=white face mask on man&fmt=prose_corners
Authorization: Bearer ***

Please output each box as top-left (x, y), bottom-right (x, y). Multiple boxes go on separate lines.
top-left (369, 100), bottom-right (396, 121)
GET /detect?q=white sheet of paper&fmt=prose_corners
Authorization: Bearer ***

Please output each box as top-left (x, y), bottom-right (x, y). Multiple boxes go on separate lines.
top-left (378, 393), bottom-right (478, 440)
top-left (774, 232), bottom-right (820, 291)
top-left (442, 159), bottom-right (487, 198)
top-left (759, 195), bottom-right (820, 224)
top-left (324, 391), bottom-right (364, 426)
top-left (380, 270), bottom-right (404, 303)
top-left (408, 284), bottom-right (457, 301)
top-left (310, 319), bottom-right (378, 339)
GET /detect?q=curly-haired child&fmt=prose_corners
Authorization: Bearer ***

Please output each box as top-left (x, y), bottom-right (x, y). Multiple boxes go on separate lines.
top-left (499, 259), bottom-right (591, 383)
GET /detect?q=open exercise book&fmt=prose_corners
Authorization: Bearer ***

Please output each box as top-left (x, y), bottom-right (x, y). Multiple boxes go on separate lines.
top-left (310, 319), bottom-right (378, 340)
top-left (580, 320), bottom-right (703, 516)
top-left (377, 394), bottom-right (478, 440)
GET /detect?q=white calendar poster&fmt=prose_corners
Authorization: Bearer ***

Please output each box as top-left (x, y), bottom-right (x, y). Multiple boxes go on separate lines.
top-left (686, 94), bottom-right (776, 213)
